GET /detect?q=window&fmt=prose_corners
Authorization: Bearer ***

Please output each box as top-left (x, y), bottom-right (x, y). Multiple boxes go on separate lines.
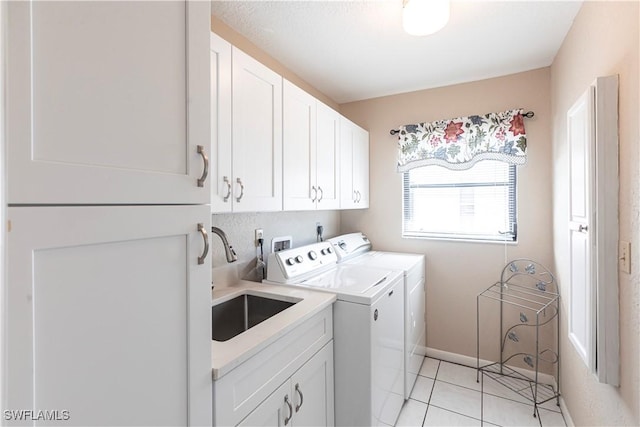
top-left (402, 160), bottom-right (517, 242)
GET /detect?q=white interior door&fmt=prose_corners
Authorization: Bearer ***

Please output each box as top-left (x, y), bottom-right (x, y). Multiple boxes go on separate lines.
top-left (567, 86), bottom-right (596, 371)
top-left (5, 206), bottom-right (212, 426)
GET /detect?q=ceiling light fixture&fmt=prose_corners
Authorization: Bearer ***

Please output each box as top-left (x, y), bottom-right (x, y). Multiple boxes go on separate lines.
top-left (402, 0), bottom-right (450, 36)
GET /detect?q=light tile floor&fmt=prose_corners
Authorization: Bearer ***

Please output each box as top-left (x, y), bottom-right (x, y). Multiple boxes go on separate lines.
top-left (395, 357), bottom-right (567, 427)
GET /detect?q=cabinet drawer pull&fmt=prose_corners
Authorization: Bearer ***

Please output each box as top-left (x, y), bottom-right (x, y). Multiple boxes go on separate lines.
top-left (317, 186), bottom-right (323, 202)
top-left (284, 394), bottom-right (293, 425)
top-left (196, 145), bottom-right (209, 187)
top-left (222, 176), bottom-right (232, 202)
top-left (197, 223), bottom-right (209, 265)
top-left (295, 383), bottom-right (304, 412)
top-left (236, 178), bottom-right (244, 202)
top-left (311, 186), bottom-right (317, 202)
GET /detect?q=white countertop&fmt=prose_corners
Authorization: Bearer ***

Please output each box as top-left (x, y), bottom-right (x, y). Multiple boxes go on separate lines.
top-left (211, 281), bottom-right (336, 380)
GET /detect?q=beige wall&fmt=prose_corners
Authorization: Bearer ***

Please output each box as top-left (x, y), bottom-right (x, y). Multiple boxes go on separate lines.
top-left (550, 2), bottom-right (639, 425)
top-left (339, 68), bottom-right (554, 363)
top-left (211, 16), bottom-right (339, 111)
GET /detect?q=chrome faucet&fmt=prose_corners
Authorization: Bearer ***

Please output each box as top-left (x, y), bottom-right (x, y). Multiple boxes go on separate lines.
top-left (211, 226), bottom-right (238, 263)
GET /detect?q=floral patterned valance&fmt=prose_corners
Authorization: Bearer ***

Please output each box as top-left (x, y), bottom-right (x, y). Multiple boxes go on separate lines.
top-left (396, 108), bottom-right (528, 172)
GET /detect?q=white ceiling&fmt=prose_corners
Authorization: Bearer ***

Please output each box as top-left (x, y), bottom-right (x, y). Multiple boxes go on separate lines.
top-left (211, 1), bottom-right (583, 104)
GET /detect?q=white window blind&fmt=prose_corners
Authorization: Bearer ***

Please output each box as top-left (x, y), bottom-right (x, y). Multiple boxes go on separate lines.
top-left (402, 160), bottom-right (517, 242)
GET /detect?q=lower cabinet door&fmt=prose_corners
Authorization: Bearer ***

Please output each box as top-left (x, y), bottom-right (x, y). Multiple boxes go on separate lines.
top-left (238, 381), bottom-right (291, 427)
top-left (291, 342), bottom-right (335, 427)
top-left (5, 205), bottom-right (211, 426)
top-left (237, 342), bottom-right (335, 427)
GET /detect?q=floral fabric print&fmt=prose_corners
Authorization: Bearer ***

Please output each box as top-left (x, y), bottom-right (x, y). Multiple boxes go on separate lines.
top-left (396, 108), bottom-right (527, 172)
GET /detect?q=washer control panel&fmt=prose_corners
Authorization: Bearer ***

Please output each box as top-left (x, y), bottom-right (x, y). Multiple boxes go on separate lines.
top-left (266, 242), bottom-right (337, 283)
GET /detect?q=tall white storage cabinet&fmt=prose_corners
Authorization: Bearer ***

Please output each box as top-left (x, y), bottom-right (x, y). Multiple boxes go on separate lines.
top-left (4, 2), bottom-right (212, 426)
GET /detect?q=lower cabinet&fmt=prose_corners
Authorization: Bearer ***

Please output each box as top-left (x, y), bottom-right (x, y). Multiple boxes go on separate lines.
top-left (238, 342), bottom-right (334, 427)
top-left (213, 306), bottom-right (334, 426)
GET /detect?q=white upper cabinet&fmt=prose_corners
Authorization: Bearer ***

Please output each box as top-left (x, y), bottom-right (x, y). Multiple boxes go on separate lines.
top-left (230, 47), bottom-right (283, 212)
top-left (283, 81), bottom-right (340, 211)
top-left (210, 32), bottom-right (233, 213)
top-left (6, 1), bottom-right (211, 205)
top-left (6, 205), bottom-right (212, 426)
top-left (283, 80), bottom-right (317, 211)
top-left (340, 117), bottom-right (370, 209)
top-left (314, 102), bottom-right (341, 210)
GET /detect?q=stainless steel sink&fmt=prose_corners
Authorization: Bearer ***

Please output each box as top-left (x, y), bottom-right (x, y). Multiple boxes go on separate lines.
top-left (212, 293), bottom-right (297, 342)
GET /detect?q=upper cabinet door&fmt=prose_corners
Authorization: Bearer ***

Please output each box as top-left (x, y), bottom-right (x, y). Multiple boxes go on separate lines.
top-left (354, 125), bottom-right (370, 208)
top-left (315, 102), bottom-right (341, 210)
top-left (283, 80), bottom-right (317, 211)
top-left (6, 1), bottom-right (210, 205)
top-left (340, 117), bottom-right (369, 209)
top-left (210, 32), bottom-right (233, 213)
top-left (231, 47), bottom-right (283, 212)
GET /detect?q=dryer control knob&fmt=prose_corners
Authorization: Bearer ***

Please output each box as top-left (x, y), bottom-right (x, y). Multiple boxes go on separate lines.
top-left (308, 251), bottom-right (317, 260)
top-left (295, 255), bottom-right (304, 264)
top-left (286, 257), bottom-right (295, 266)
top-left (326, 247), bottom-right (333, 254)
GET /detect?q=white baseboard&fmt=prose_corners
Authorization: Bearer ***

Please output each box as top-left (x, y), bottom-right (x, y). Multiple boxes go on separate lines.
top-left (558, 396), bottom-right (574, 426)
top-left (425, 347), bottom-right (557, 387)
top-left (424, 347), bottom-right (574, 424)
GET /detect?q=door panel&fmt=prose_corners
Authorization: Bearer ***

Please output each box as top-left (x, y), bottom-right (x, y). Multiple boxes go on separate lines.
top-left (6, 1), bottom-right (210, 205)
top-left (291, 343), bottom-right (335, 426)
top-left (567, 87), bottom-right (595, 370)
top-left (283, 80), bottom-right (316, 211)
top-left (232, 47), bottom-right (282, 212)
top-left (210, 32), bottom-right (233, 213)
top-left (6, 206), bottom-right (211, 426)
top-left (316, 103), bottom-right (341, 210)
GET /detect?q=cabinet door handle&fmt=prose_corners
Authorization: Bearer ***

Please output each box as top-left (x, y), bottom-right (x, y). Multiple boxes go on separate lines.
top-left (197, 223), bottom-right (209, 265)
top-left (353, 190), bottom-right (357, 202)
top-left (236, 178), bottom-right (244, 202)
top-left (578, 224), bottom-right (588, 233)
top-left (196, 145), bottom-right (209, 187)
top-left (295, 383), bottom-right (304, 412)
top-left (317, 186), bottom-right (323, 202)
top-left (222, 176), bottom-right (232, 202)
top-left (311, 186), bottom-right (317, 202)
top-left (284, 394), bottom-right (293, 425)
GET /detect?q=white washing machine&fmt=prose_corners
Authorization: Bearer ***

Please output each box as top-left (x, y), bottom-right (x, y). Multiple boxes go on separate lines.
top-left (265, 242), bottom-right (405, 426)
top-left (327, 232), bottom-right (426, 400)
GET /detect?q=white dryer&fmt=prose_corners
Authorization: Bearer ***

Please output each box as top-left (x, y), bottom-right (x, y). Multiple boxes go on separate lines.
top-left (327, 232), bottom-right (426, 400)
top-left (265, 242), bottom-right (405, 426)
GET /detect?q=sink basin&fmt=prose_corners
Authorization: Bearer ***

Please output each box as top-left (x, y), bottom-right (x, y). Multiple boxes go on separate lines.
top-left (212, 293), bottom-right (297, 342)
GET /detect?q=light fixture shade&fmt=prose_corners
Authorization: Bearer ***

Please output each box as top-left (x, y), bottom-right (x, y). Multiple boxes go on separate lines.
top-left (402, 0), bottom-right (450, 36)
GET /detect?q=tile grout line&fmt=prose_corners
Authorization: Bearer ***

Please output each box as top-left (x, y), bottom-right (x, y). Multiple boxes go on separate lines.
top-left (421, 359), bottom-right (440, 427)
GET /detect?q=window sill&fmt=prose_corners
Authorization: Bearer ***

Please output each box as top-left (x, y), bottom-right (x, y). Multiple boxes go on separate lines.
top-left (402, 233), bottom-right (518, 245)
